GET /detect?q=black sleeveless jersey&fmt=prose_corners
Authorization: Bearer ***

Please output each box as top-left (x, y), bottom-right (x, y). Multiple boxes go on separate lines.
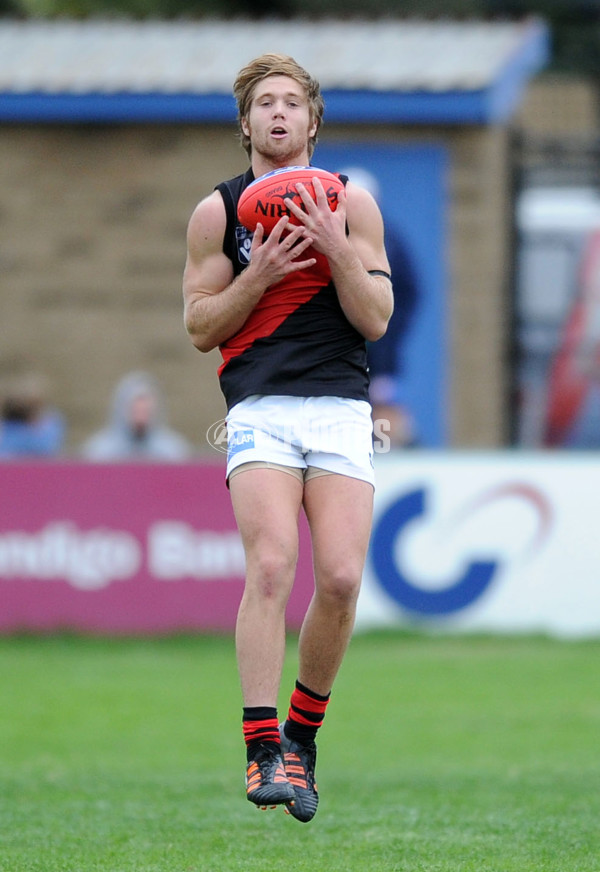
top-left (214, 168), bottom-right (370, 411)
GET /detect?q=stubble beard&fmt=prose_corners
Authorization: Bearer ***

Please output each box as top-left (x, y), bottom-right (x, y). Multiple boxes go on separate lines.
top-left (252, 134), bottom-right (310, 169)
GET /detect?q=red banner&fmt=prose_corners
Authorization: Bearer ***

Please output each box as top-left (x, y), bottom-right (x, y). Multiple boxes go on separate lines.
top-left (0, 462), bottom-right (313, 634)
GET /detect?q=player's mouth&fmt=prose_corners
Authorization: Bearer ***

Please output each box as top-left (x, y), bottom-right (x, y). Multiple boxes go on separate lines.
top-left (270, 126), bottom-right (288, 139)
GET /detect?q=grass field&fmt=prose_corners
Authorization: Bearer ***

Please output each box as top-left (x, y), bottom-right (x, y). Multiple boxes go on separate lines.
top-left (1, 630), bottom-right (599, 872)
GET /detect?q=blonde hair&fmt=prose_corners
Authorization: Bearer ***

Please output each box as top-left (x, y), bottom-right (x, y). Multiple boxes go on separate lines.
top-left (233, 53), bottom-right (324, 159)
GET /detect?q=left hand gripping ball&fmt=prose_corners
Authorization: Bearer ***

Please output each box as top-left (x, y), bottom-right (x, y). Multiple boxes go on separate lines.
top-left (237, 166), bottom-right (343, 234)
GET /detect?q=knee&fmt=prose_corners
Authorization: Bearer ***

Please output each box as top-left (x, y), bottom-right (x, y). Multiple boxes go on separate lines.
top-left (317, 562), bottom-right (362, 609)
top-left (246, 547), bottom-right (298, 601)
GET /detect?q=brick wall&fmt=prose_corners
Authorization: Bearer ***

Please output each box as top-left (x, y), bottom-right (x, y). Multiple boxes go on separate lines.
top-left (515, 74), bottom-right (599, 135)
top-left (449, 125), bottom-right (513, 446)
top-left (1, 124), bottom-right (246, 455)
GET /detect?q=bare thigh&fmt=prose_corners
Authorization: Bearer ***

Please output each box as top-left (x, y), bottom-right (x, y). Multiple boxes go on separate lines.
top-left (303, 473), bottom-right (374, 595)
top-left (229, 466), bottom-right (305, 597)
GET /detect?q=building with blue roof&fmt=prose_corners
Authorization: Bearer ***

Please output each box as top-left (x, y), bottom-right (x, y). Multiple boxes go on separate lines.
top-left (0, 18), bottom-right (549, 450)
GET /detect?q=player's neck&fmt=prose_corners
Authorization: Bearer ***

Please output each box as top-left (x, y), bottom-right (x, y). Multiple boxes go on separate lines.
top-left (251, 152), bottom-right (311, 178)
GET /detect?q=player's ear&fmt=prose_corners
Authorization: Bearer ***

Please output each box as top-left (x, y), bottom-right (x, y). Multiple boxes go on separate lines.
top-left (241, 116), bottom-right (250, 137)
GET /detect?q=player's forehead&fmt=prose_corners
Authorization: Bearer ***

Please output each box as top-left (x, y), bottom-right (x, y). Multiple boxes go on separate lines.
top-left (251, 75), bottom-right (307, 103)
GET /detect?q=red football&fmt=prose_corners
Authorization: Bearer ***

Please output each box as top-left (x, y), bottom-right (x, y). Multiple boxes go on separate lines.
top-left (237, 165), bottom-right (344, 234)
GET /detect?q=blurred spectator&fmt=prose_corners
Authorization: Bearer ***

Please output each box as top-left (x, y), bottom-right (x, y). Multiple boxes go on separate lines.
top-left (0, 373), bottom-right (66, 459)
top-left (81, 371), bottom-right (194, 462)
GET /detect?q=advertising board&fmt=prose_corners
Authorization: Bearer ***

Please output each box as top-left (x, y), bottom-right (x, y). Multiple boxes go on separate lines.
top-left (2, 454), bottom-right (597, 638)
top-left (0, 462), bottom-right (312, 634)
top-left (360, 452), bottom-right (600, 638)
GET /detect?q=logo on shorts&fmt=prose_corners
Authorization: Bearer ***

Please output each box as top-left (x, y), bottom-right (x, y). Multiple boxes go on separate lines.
top-left (228, 429), bottom-right (255, 458)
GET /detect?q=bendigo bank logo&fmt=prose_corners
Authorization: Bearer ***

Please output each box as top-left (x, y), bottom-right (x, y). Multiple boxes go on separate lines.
top-left (0, 521), bottom-right (245, 589)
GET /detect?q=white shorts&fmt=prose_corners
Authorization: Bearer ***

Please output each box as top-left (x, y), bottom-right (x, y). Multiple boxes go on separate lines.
top-left (226, 395), bottom-right (375, 486)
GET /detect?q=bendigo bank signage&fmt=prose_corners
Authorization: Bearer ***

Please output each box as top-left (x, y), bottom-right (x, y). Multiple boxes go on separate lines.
top-left (0, 463), bottom-right (313, 634)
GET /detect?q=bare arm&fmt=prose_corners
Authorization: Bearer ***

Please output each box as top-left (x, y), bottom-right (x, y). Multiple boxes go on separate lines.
top-left (183, 190), bottom-right (317, 352)
top-left (289, 178), bottom-right (393, 342)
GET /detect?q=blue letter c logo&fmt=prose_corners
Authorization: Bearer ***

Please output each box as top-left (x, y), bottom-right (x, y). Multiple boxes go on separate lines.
top-left (370, 489), bottom-right (499, 616)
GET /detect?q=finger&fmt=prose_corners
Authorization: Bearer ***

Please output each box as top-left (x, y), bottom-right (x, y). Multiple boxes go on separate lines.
top-left (334, 184), bottom-right (347, 214)
top-left (280, 223), bottom-right (307, 247)
top-left (293, 182), bottom-right (317, 214)
top-left (288, 256), bottom-right (317, 272)
top-left (311, 176), bottom-right (327, 204)
top-left (287, 235), bottom-right (314, 257)
top-left (269, 214), bottom-right (293, 242)
top-left (250, 222), bottom-right (265, 249)
top-left (284, 196), bottom-right (307, 222)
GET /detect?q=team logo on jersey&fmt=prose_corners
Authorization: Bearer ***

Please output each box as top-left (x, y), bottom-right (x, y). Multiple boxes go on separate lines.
top-left (236, 225), bottom-right (253, 265)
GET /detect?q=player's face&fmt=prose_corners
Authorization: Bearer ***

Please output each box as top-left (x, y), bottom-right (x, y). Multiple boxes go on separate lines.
top-left (242, 75), bottom-right (317, 167)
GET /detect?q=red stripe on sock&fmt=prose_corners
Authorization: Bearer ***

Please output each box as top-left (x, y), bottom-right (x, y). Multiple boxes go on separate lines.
top-left (242, 717), bottom-right (280, 748)
top-left (288, 686), bottom-right (330, 727)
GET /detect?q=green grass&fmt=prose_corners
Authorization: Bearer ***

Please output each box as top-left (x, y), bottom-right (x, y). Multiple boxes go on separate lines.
top-left (1, 631), bottom-right (599, 871)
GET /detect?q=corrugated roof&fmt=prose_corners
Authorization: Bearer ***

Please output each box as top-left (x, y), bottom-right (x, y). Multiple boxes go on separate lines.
top-left (0, 17), bottom-right (548, 95)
